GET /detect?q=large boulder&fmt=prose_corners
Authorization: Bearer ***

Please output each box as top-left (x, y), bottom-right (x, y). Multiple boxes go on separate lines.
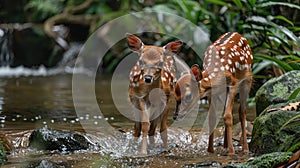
top-left (255, 70), bottom-right (300, 116)
top-left (250, 99), bottom-right (300, 155)
top-left (29, 128), bottom-right (91, 152)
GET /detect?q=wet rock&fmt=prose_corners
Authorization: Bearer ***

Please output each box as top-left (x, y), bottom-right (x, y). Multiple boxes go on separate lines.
top-left (224, 152), bottom-right (292, 168)
top-left (0, 140), bottom-right (7, 164)
top-left (24, 160), bottom-right (70, 168)
top-left (29, 127), bottom-right (91, 152)
top-left (250, 99), bottom-right (300, 155)
top-left (187, 160), bottom-right (222, 167)
top-left (255, 70), bottom-right (300, 116)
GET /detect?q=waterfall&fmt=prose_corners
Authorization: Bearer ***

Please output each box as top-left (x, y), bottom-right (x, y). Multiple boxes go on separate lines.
top-left (0, 27), bottom-right (14, 66)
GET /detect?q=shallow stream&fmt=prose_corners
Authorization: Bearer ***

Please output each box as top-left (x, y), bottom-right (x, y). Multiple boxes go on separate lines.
top-left (0, 70), bottom-right (256, 167)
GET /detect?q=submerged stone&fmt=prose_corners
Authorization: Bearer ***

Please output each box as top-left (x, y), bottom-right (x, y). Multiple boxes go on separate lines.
top-left (255, 70), bottom-right (300, 115)
top-left (24, 160), bottom-right (70, 168)
top-left (29, 127), bottom-right (91, 152)
top-left (250, 99), bottom-right (300, 155)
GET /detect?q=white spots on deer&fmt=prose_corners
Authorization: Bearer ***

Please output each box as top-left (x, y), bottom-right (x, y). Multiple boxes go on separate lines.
top-left (246, 50), bottom-right (251, 56)
top-left (230, 67), bottom-right (236, 73)
top-left (164, 72), bottom-right (169, 78)
top-left (209, 73), bottom-right (216, 79)
top-left (225, 64), bottom-right (230, 70)
top-left (240, 56), bottom-right (245, 61)
top-left (201, 32), bottom-right (253, 83)
top-left (238, 41), bottom-right (242, 47)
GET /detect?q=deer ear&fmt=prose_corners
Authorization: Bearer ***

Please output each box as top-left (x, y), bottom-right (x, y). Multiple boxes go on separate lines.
top-left (164, 41), bottom-right (183, 53)
top-left (126, 33), bottom-right (143, 52)
top-left (191, 64), bottom-right (202, 81)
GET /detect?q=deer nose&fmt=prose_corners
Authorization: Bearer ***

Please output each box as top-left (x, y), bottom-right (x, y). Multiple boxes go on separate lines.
top-left (144, 75), bottom-right (153, 84)
top-left (173, 113), bottom-right (178, 120)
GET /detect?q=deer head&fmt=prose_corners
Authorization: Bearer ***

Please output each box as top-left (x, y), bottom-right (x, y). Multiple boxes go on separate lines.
top-left (126, 33), bottom-right (182, 85)
top-left (173, 64), bottom-right (201, 120)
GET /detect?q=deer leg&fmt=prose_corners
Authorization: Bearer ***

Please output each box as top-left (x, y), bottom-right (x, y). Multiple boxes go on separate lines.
top-left (223, 127), bottom-right (228, 148)
top-left (208, 98), bottom-right (216, 153)
top-left (160, 102), bottom-right (169, 149)
top-left (223, 84), bottom-right (238, 154)
top-left (148, 119), bottom-right (158, 148)
top-left (140, 100), bottom-right (150, 155)
top-left (134, 122), bottom-right (141, 140)
top-left (238, 77), bottom-right (252, 152)
top-left (223, 88), bottom-right (229, 148)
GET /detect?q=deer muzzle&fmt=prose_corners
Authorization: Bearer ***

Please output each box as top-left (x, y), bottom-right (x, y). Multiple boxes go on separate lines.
top-left (143, 75), bottom-right (153, 84)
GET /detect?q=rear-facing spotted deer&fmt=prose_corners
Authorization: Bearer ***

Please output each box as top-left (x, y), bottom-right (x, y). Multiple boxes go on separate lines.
top-left (174, 32), bottom-right (253, 154)
top-left (126, 33), bottom-right (182, 155)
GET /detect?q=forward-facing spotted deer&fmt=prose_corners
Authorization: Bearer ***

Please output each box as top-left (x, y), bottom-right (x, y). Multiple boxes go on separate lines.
top-left (127, 33), bottom-right (182, 155)
top-left (174, 32), bottom-right (253, 154)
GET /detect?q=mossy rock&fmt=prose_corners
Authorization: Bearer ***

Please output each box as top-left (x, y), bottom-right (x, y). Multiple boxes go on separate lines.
top-left (224, 152), bottom-right (292, 168)
top-left (250, 99), bottom-right (300, 155)
top-left (255, 70), bottom-right (300, 116)
top-left (0, 140), bottom-right (7, 164)
top-left (29, 127), bottom-right (91, 152)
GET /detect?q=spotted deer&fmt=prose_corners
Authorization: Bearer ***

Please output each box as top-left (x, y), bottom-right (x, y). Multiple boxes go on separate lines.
top-left (126, 33), bottom-right (182, 155)
top-left (174, 32), bottom-right (253, 154)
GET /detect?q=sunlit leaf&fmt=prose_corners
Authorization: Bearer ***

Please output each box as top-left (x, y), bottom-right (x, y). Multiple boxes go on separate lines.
top-left (255, 53), bottom-right (294, 72)
top-left (252, 61), bottom-right (273, 75)
top-left (233, 0), bottom-right (243, 9)
top-left (259, 1), bottom-right (300, 10)
top-left (274, 15), bottom-right (294, 27)
top-left (289, 88), bottom-right (300, 100)
top-left (248, 0), bottom-right (256, 7)
top-left (206, 0), bottom-right (230, 7)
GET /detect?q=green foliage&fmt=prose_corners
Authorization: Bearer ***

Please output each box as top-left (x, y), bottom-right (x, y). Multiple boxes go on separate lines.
top-left (84, 1), bottom-right (112, 15)
top-left (289, 88), bottom-right (300, 100)
top-left (0, 140), bottom-right (6, 164)
top-left (25, 0), bottom-right (64, 22)
top-left (142, 0), bottom-right (300, 77)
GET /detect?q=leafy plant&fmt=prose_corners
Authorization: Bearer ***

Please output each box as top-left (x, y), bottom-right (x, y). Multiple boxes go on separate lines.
top-left (143, 0), bottom-right (300, 78)
top-left (25, 0), bottom-right (64, 22)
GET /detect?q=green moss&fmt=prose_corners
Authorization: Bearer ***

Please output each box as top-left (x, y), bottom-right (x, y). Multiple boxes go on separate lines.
top-left (250, 109), bottom-right (299, 155)
top-left (224, 152), bottom-right (292, 168)
top-left (0, 140), bottom-right (7, 164)
top-left (270, 83), bottom-right (288, 98)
